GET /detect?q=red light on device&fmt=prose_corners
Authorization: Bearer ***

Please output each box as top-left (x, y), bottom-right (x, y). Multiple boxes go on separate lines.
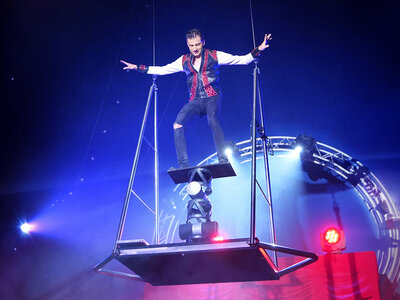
top-left (320, 227), bottom-right (346, 254)
top-left (325, 228), bottom-right (340, 244)
top-left (212, 236), bottom-right (224, 242)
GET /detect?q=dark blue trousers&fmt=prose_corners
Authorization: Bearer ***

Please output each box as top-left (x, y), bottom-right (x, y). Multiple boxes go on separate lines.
top-left (174, 95), bottom-right (227, 168)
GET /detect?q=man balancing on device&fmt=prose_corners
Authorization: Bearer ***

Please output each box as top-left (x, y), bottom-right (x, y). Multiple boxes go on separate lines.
top-left (121, 28), bottom-right (272, 169)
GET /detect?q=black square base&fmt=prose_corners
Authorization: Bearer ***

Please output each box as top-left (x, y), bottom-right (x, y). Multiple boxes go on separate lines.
top-left (116, 239), bottom-right (278, 285)
top-left (167, 162), bottom-right (236, 184)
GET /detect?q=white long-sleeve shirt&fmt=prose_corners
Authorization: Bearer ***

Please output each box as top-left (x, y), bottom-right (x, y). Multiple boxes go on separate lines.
top-left (147, 51), bottom-right (255, 76)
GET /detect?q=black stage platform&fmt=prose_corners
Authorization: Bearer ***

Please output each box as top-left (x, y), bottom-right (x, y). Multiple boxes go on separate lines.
top-left (95, 163), bottom-right (318, 285)
top-left (167, 162), bottom-right (236, 184)
top-left (116, 239), bottom-right (279, 285)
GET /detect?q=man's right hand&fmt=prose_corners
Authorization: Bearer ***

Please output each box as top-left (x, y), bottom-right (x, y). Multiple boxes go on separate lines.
top-left (258, 33), bottom-right (272, 51)
top-left (120, 60), bottom-right (137, 70)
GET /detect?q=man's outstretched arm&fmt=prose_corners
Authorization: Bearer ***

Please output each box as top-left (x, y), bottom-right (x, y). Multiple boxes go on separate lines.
top-left (120, 57), bottom-right (184, 75)
top-left (218, 33), bottom-right (272, 66)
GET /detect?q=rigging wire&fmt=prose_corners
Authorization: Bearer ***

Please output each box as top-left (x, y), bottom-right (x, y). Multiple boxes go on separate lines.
top-left (72, 2), bottom-right (138, 190)
top-left (249, 0), bottom-right (257, 49)
top-left (157, 77), bottom-right (182, 129)
top-left (247, 0), bottom-right (258, 127)
top-left (152, 0), bottom-right (156, 66)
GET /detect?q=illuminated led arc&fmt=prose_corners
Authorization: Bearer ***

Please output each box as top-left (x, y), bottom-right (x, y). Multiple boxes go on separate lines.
top-left (168, 136), bottom-right (399, 285)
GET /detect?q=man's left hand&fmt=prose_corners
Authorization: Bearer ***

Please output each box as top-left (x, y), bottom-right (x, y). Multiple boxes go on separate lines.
top-left (258, 33), bottom-right (272, 51)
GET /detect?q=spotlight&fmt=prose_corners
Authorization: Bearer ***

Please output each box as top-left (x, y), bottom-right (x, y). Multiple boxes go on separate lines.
top-left (320, 227), bottom-right (346, 254)
top-left (180, 175), bottom-right (219, 242)
top-left (293, 135), bottom-right (317, 159)
top-left (223, 141), bottom-right (240, 159)
top-left (294, 146), bottom-right (303, 153)
top-left (224, 148), bottom-right (233, 157)
top-left (187, 181), bottom-right (205, 199)
top-left (179, 221), bottom-right (219, 241)
top-left (20, 222), bottom-right (34, 234)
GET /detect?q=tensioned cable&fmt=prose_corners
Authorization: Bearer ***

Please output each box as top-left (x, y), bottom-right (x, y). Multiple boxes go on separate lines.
top-left (150, 0), bottom-right (176, 130)
top-left (73, 2), bottom-right (138, 189)
top-left (247, 0), bottom-right (258, 120)
top-left (157, 77), bottom-right (182, 129)
top-left (249, 0), bottom-right (257, 49)
top-left (152, 0), bottom-right (156, 66)
top-left (131, 189), bottom-right (155, 215)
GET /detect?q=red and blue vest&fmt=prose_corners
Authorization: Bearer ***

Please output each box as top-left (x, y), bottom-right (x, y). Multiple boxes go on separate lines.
top-left (182, 49), bottom-right (220, 101)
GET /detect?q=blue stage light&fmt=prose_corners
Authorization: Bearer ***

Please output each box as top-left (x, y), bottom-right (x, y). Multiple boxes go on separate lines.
top-left (224, 141), bottom-right (240, 159)
top-left (294, 146), bottom-right (303, 153)
top-left (293, 135), bottom-right (317, 159)
top-left (20, 222), bottom-right (34, 234)
top-left (224, 148), bottom-right (233, 157)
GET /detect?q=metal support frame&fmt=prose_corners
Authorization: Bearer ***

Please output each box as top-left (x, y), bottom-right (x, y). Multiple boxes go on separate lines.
top-left (250, 62), bottom-right (258, 246)
top-left (100, 238), bottom-right (318, 284)
top-left (93, 68), bottom-right (324, 282)
top-left (110, 77), bottom-right (160, 255)
top-left (94, 77), bottom-right (160, 276)
top-left (250, 61), bottom-right (278, 265)
top-left (154, 77), bottom-right (160, 244)
top-left (94, 34), bottom-right (322, 283)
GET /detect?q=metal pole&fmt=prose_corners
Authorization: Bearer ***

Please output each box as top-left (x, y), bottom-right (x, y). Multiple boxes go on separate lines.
top-left (112, 82), bottom-right (155, 254)
top-left (153, 76), bottom-right (159, 244)
top-left (257, 75), bottom-right (278, 266)
top-left (250, 62), bottom-right (259, 245)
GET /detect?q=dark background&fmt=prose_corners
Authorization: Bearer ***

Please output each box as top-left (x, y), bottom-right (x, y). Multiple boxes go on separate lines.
top-left (0, 0), bottom-right (399, 299)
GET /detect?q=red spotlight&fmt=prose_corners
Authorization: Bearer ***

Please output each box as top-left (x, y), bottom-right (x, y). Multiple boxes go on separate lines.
top-left (320, 227), bottom-right (346, 254)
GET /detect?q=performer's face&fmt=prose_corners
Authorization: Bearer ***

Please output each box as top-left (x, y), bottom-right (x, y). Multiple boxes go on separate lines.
top-left (187, 35), bottom-right (205, 58)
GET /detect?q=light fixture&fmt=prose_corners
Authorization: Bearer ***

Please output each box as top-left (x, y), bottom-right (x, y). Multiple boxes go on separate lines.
top-left (223, 141), bottom-right (240, 159)
top-left (212, 236), bottom-right (224, 242)
top-left (179, 179), bottom-right (219, 242)
top-left (179, 221), bottom-right (219, 241)
top-left (293, 134), bottom-right (317, 159)
top-left (294, 146), bottom-right (303, 153)
top-left (224, 148), bottom-right (233, 157)
top-left (320, 227), bottom-right (346, 254)
top-left (20, 222), bottom-right (34, 234)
